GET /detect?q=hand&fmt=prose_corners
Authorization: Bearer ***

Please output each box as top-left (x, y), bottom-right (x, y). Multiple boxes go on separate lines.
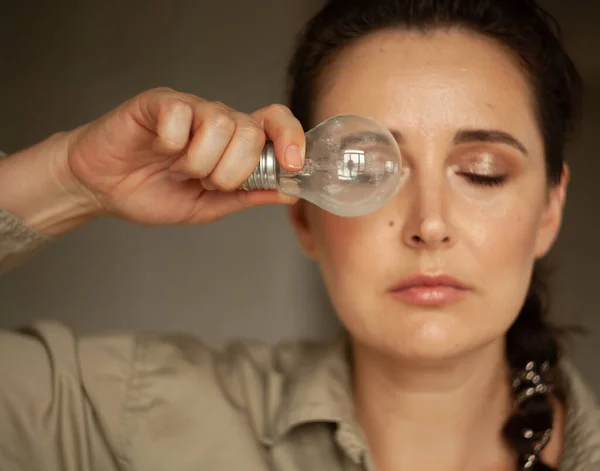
top-left (63, 87), bottom-right (305, 225)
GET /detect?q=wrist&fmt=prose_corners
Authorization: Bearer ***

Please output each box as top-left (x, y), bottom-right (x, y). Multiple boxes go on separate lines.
top-left (0, 128), bottom-right (103, 236)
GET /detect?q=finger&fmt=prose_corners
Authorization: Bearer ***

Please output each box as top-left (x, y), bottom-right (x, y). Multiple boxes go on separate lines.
top-left (200, 178), bottom-right (217, 190)
top-left (207, 113), bottom-right (266, 191)
top-left (252, 104), bottom-right (305, 172)
top-left (189, 191), bottom-right (299, 223)
top-left (155, 101), bottom-right (194, 155)
top-left (131, 87), bottom-right (196, 155)
top-left (170, 101), bottom-right (237, 179)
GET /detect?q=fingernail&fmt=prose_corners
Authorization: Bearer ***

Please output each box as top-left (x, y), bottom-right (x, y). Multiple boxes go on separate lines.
top-left (284, 145), bottom-right (304, 171)
top-left (201, 179), bottom-right (216, 191)
top-left (170, 172), bottom-right (190, 182)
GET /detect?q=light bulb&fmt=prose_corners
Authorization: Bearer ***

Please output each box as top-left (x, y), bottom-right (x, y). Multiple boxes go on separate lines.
top-left (241, 114), bottom-right (402, 217)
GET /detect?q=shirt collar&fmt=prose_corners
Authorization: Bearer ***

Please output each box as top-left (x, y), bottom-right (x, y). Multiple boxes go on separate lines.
top-left (268, 338), bottom-right (600, 468)
top-left (269, 334), bottom-right (368, 463)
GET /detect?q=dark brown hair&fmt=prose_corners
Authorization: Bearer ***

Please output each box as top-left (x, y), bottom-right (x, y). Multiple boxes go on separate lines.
top-left (286, 1), bottom-right (583, 469)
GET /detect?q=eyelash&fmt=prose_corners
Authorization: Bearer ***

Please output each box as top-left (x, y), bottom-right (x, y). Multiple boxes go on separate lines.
top-left (459, 172), bottom-right (508, 187)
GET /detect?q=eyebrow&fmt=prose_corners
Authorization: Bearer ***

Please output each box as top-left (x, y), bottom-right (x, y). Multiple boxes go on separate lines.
top-left (454, 129), bottom-right (529, 156)
top-left (386, 128), bottom-right (528, 156)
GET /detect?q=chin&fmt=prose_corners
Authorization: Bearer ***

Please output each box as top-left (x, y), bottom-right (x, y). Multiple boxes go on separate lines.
top-left (348, 312), bottom-right (495, 364)
top-left (390, 328), bottom-right (469, 362)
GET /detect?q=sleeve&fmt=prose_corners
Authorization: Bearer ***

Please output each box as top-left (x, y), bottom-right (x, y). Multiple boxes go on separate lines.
top-left (0, 208), bottom-right (52, 275)
top-left (0, 149), bottom-right (53, 275)
top-left (0, 321), bottom-right (136, 471)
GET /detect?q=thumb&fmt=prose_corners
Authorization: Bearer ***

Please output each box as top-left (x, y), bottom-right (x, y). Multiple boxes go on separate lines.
top-left (187, 190), bottom-right (299, 223)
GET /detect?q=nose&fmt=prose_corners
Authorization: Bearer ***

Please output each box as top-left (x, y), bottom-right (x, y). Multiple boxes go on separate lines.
top-left (401, 169), bottom-right (455, 250)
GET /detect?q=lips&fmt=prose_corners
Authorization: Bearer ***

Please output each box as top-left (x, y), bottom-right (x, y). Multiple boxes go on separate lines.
top-left (389, 274), bottom-right (471, 305)
top-left (391, 274), bottom-right (470, 291)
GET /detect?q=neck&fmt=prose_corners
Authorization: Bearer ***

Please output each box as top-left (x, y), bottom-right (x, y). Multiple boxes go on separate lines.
top-left (351, 338), bottom-right (515, 471)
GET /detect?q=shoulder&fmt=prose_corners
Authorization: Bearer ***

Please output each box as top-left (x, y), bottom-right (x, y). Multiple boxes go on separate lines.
top-left (114, 330), bottom-right (327, 408)
top-left (78, 324), bottom-right (330, 428)
top-left (0, 320), bottom-right (335, 467)
top-left (5, 320), bottom-right (327, 405)
top-left (0, 321), bottom-right (330, 452)
top-left (557, 357), bottom-right (600, 469)
top-left (0, 320), bottom-right (141, 468)
top-left (82, 327), bottom-right (332, 448)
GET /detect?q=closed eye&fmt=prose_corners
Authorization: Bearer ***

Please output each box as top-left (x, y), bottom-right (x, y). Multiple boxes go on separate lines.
top-left (458, 172), bottom-right (507, 187)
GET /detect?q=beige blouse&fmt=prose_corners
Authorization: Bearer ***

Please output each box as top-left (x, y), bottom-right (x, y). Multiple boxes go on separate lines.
top-left (1, 207), bottom-right (599, 471)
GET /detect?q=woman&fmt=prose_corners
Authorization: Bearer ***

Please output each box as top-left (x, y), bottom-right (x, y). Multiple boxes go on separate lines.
top-left (0, 0), bottom-right (597, 470)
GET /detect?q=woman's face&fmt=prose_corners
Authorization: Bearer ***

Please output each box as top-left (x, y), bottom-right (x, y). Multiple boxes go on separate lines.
top-left (289, 29), bottom-right (567, 361)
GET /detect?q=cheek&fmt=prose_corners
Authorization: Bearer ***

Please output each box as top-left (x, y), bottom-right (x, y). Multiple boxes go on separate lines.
top-left (459, 189), bottom-right (543, 267)
top-left (312, 213), bottom-right (389, 294)
top-left (456, 187), bottom-right (545, 321)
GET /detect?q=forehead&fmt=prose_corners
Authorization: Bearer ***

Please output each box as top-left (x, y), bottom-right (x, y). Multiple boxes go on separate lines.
top-left (313, 28), bottom-right (540, 148)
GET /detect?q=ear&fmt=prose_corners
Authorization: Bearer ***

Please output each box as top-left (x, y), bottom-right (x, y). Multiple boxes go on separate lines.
top-left (534, 164), bottom-right (569, 258)
top-left (288, 200), bottom-right (318, 259)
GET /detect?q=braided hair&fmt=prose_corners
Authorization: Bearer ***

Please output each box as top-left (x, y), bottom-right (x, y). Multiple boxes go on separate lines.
top-left (286, 1), bottom-right (583, 469)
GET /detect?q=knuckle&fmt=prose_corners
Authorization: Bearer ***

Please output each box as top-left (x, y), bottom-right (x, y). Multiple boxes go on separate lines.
top-left (147, 86), bottom-right (177, 97)
top-left (266, 103), bottom-right (291, 116)
top-left (211, 100), bottom-right (230, 110)
top-left (237, 121), bottom-right (265, 146)
top-left (210, 109), bottom-right (236, 133)
top-left (154, 86), bottom-right (176, 93)
top-left (181, 92), bottom-right (204, 104)
top-left (209, 101), bottom-right (234, 116)
top-left (167, 98), bottom-right (190, 114)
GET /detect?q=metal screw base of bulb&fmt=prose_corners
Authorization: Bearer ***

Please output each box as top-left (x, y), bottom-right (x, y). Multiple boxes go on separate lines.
top-left (241, 142), bottom-right (279, 191)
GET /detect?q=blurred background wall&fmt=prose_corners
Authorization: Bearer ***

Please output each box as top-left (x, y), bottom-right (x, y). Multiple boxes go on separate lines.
top-left (0, 1), bottom-right (598, 389)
